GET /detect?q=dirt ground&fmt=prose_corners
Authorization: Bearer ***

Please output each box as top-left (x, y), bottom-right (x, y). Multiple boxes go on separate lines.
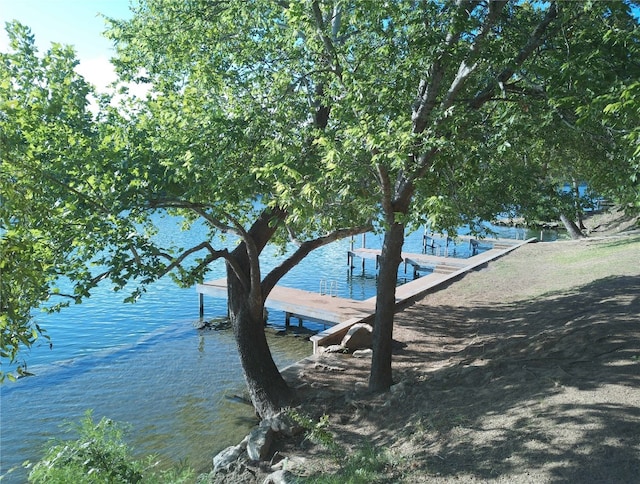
top-left (214, 209), bottom-right (640, 483)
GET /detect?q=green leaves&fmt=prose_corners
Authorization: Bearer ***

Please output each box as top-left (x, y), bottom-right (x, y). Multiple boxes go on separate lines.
top-left (3, 1), bottom-right (639, 380)
top-left (26, 410), bottom-right (194, 483)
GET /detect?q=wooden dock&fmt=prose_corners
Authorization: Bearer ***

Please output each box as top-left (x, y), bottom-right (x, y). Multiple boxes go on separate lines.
top-left (196, 279), bottom-right (376, 327)
top-left (196, 237), bottom-right (535, 353)
top-left (348, 237), bottom-right (522, 276)
top-left (348, 247), bottom-right (469, 276)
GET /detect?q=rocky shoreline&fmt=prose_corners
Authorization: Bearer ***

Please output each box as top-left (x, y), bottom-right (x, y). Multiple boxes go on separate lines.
top-left (196, 323), bottom-right (376, 484)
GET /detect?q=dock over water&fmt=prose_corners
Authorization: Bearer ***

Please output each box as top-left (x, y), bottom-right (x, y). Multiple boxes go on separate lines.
top-left (196, 237), bottom-right (535, 353)
top-left (197, 279), bottom-right (376, 326)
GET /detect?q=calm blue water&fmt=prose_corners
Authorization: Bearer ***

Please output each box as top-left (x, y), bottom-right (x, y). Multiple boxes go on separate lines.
top-left (0, 217), bottom-right (556, 481)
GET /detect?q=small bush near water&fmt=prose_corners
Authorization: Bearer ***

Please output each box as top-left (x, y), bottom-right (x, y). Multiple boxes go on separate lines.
top-left (23, 410), bottom-right (193, 483)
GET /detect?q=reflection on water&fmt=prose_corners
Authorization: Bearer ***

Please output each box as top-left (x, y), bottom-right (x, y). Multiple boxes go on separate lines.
top-left (0, 323), bottom-right (310, 481)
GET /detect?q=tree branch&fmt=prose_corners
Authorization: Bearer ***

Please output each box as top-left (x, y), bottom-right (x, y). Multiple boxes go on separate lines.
top-left (469, 2), bottom-right (559, 109)
top-left (261, 224), bottom-right (372, 297)
top-left (157, 241), bottom-right (229, 278)
top-left (147, 198), bottom-right (237, 234)
top-left (190, 206), bottom-right (236, 233)
top-left (227, 207), bottom-right (287, 296)
top-left (309, 0), bottom-right (343, 128)
top-left (440, 0), bottom-right (508, 112)
top-left (377, 163), bottom-right (394, 221)
top-left (412, 1), bottom-right (475, 134)
top-left (310, 0), bottom-right (343, 78)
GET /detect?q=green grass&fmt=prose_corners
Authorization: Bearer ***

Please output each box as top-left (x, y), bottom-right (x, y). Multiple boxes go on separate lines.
top-left (287, 411), bottom-right (396, 483)
top-left (302, 444), bottom-right (396, 484)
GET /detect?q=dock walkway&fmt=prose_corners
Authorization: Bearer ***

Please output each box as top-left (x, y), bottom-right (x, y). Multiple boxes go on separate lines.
top-left (349, 247), bottom-right (470, 276)
top-left (196, 279), bottom-right (376, 327)
top-left (196, 237), bottom-right (535, 353)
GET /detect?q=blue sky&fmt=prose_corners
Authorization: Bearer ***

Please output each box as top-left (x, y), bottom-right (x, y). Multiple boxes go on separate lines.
top-left (0, 0), bottom-right (133, 90)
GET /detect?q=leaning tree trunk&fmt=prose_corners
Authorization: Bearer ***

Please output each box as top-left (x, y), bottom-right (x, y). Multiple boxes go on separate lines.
top-left (560, 213), bottom-right (585, 240)
top-left (225, 208), bottom-right (291, 419)
top-left (572, 180), bottom-right (586, 230)
top-left (227, 267), bottom-right (292, 419)
top-left (369, 221), bottom-right (405, 392)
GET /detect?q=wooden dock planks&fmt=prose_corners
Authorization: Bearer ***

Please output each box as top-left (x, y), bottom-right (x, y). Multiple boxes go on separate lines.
top-left (196, 237), bottom-right (535, 352)
top-left (196, 279), bottom-right (375, 326)
top-left (349, 241), bottom-right (518, 276)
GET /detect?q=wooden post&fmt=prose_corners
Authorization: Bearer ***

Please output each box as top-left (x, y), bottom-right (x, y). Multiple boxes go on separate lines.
top-left (199, 293), bottom-right (204, 318)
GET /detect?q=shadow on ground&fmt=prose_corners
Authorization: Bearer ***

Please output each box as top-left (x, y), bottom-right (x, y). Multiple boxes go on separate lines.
top-left (291, 274), bottom-right (640, 482)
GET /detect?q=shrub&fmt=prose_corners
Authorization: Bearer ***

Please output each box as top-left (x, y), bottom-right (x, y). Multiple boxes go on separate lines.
top-left (287, 411), bottom-right (395, 483)
top-left (25, 410), bottom-right (193, 483)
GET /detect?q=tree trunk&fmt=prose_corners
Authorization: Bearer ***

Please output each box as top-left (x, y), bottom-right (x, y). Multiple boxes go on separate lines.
top-left (369, 221), bottom-right (405, 393)
top-left (560, 213), bottom-right (585, 240)
top-left (228, 267), bottom-right (292, 419)
top-left (572, 180), bottom-right (586, 230)
top-left (226, 208), bottom-right (292, 419)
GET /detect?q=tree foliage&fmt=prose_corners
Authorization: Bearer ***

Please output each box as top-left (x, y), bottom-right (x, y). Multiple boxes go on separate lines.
top-left (2, 1), bottom-right (638, 404)
top-left (1, 22), bottom-right (101, 380)
top-left (1, 11), bottom-right (374, 410)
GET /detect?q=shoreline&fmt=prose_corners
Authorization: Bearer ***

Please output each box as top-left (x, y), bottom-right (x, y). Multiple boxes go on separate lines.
top-left (200, 212), bottom-right (640, 483)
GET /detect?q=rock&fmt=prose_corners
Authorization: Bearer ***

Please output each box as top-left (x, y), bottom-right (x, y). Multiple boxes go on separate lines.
top-left (270, 455), bottom-right (307, 472)
top-left (193, 320), bottom-right (209, 330)
top-left (352, 348), bottom-right (373, 358)
top-left (314, 362), bottom-right (346, 372)
top-left (269, 450), bottom-right (285, 468)
top-left (263, 469), bottom-right (296, 484)
top-left (247, 421), bottom-right (274, 461)
top-left (262, 412), bottom-right (302, 437)
top-left (213, 442), bottom-right (246, 473)
top-left (341, 323), bottom-right (373, 350)
top-left (270, 460), bottom-right (285, 471)
top-left (390, 380), bottom-right (407, 396)
top-left (310, 382), bottom-right (330, 388)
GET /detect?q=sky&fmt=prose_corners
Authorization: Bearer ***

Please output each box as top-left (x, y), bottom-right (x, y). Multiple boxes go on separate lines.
top-left (2, 0), bottom-right (638, 92)
top-left (0, 0), bottom-right (134, 91)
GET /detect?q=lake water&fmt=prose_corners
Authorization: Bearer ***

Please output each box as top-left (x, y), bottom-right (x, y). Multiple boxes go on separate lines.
top-left (0, 218), bottom-right (556, 481)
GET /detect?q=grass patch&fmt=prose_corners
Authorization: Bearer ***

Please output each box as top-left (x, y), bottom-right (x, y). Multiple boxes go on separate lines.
top-left (552, 235), bottom-right (640, 264)
top-left (287, 411), bottom-right (397, 483)
top-left (302, 444), bottom-right (396, 484)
